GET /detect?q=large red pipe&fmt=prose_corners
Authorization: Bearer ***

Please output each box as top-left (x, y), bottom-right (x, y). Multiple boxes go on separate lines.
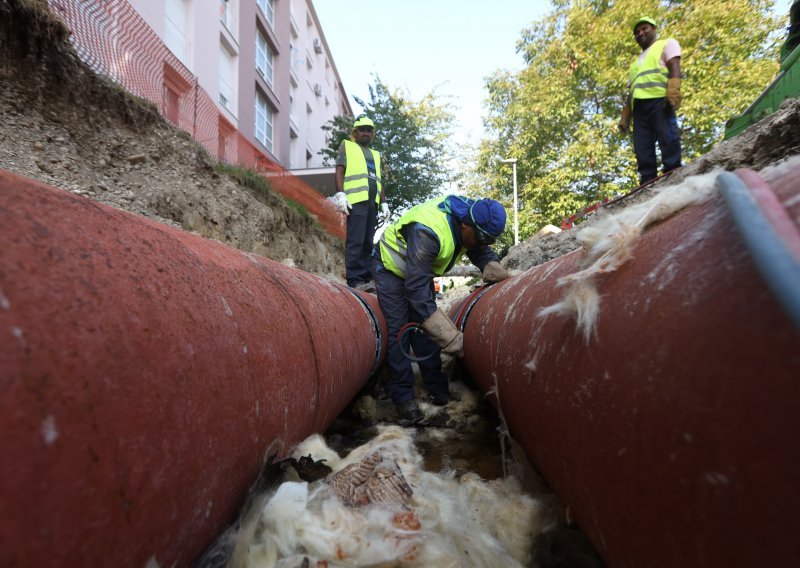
top-left (455, 167), bottom-right (800, 566)
top-left (0, 169), bottom-right (386, 566)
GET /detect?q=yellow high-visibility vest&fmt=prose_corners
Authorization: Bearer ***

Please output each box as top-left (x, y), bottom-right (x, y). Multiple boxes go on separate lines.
top-left (629, 39), bottom-right (669, 102)
top-left (343, 140), bottom-right (382, 205)
top-left (379, 196), bottom-right (464, 279)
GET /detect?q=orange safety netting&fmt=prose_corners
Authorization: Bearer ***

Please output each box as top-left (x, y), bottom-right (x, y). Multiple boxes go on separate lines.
top-left (47, 0), bottom-right (345, 239)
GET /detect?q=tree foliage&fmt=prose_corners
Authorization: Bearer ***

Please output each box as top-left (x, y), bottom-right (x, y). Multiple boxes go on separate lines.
top-left (478, 0), bottom-right (783, 234)
top-left (320, 75), bottom-right (456, 217)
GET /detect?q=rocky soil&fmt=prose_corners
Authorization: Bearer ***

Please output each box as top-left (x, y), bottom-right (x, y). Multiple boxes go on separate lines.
top-left (0, 0), bottom-right (344, 278)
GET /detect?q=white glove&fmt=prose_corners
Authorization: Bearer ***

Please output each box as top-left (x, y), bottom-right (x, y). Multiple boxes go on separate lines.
top-left (482, 261), bottom-right (510, 284)
top-left (380, 202), bottom-right (389, 220)
top-left (332, 191), bottom-right (351, 215)
top-left (421, 308), bottom-right (464, 358)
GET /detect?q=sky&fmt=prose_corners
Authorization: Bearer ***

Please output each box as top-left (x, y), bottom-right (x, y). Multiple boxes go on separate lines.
top-left (312, 0), bottom-right (553, 147)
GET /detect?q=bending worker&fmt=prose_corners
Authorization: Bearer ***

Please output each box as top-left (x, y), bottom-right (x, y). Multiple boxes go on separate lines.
top-left (333, 116), bottom-right (389, 291)
top-left (374, 195), bottom-right (510, 423)
top-left (618, 16), bottom-right (682, 185)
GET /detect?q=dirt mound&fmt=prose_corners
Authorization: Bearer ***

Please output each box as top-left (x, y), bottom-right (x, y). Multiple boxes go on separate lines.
top-left (0, 0), bottom-right (344, 278)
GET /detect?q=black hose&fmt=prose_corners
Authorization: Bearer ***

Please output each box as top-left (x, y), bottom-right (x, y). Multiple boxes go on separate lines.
top-left (397, 323), bottom-right (438, 362)
top-left (718, 171), bottom-right (800, 332)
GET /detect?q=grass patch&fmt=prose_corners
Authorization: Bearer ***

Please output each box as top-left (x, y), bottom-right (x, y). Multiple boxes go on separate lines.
top-left (285, 198), bottom-right (310, 219)
top-left (215, 163), bottom-right (273, 198)
top-left (216, 163), bottom-right (311, 221)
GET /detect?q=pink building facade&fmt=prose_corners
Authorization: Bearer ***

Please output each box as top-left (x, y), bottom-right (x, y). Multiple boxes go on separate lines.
top-left (127, 0), bottom-right (351, 176)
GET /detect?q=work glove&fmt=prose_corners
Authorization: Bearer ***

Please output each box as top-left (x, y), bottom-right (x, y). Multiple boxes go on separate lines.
top-left (420, 308), bottom-right (464, 358)
top-left (332, 191), bottom-right (351, 215)
top-left (666, 78), bottom-right (682, 111)
top-left (482, 261), bottom-right (510, 284)
top-left (380, 202), bottom-right (390, 221)
top-left (618, 105), bottom-right (632, 134)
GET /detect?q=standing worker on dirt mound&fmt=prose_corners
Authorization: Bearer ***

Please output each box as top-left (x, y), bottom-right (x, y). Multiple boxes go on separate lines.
top-left (618, 16), bottom-right (683, 185)
top-left (333, 116), bottom-right (389, 291)
top-left (373, 195), bottom-right (510, 424)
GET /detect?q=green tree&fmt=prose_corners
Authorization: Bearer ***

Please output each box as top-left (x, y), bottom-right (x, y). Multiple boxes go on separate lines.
top-left (478, 0), bottom-right (782, 234)
top-left (320, 75), bottom-right (456, 217)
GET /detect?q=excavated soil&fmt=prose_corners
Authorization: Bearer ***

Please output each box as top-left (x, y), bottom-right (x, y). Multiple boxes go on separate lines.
top-left (0, 0), bottom-right (344, 278)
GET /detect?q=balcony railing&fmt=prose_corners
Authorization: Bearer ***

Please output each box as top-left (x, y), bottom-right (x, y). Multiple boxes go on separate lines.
top-left (218, 75), bottom-right (236, 116)
top-left (164, 15), bottom-right (190, 67)
top-left (219, 0), bottom-right (238, 38)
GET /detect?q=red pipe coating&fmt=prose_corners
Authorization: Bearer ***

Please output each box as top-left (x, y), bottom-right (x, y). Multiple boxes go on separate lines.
top-left (455, 168), bottom-right (800, 566)
top-left (0, 169), bottom-right (386, 566)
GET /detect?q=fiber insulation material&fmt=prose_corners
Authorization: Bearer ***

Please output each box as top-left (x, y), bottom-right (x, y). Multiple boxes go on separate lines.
top-left (539, 171), bottom-right (721, 340)
top-left (229, 425), bottom-right (543, 567)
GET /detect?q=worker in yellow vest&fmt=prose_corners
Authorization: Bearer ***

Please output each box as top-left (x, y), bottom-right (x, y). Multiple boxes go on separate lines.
top-left (618, 16), bottom-right (682, 185)
top-left (332, 116), bottom-right (389, 291)
top-left (374, 195), bottom-right (510, 424)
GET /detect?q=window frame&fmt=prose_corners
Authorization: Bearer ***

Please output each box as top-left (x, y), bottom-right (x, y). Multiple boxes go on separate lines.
top-left (254, 90), bottom-right (274, 152)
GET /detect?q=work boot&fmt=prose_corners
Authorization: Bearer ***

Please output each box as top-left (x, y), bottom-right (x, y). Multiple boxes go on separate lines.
top-left (396, 400), bottom-right (423, 424)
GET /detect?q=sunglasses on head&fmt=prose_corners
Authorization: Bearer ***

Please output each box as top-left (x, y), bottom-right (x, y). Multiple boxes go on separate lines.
top-left (469, 204), bottom-right (497, 245)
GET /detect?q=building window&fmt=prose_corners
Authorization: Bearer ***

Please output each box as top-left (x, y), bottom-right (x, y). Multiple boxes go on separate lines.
top-left (165, 0), bottom-right (191, 66)
top-left (255, 90), bottom-right (273, 152)
top-left (219, 0), bottom-right (237, 34)
top-left (255, 29), bottom-right (273, 88)
top-left (162, 62), bottom-right (191, 126)
top-left (256, 0), bottom-right (274, 28)
top-left (218, 44), bottom-right (236, 115)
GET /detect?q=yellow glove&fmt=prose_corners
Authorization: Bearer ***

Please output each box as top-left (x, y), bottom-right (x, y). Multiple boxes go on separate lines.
top-left (618, 105), bottom-right (632, 134)
top-left (667, 78), bottom-right (682, 110)
top-left (421, 308), bottom-right (464, 358)
top-left (482, 261), bottom-right (510, 284)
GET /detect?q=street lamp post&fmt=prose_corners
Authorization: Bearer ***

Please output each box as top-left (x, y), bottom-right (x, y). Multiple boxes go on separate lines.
top-left (500, 158), bottom-right (518, 245)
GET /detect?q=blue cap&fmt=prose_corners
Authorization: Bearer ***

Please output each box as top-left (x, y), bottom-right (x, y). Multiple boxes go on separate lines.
top-left (469, 199), bottom-right (506, 238)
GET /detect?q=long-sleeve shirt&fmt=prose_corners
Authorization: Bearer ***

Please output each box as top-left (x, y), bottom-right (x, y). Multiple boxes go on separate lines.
top-left (402, 220), bottom-right (498, 320)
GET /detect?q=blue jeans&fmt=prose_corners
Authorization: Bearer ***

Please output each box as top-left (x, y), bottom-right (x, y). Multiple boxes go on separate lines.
top-left (373, 259), bottom-right (448, 404)
top-left (632, 97), bottom-right (682, 184)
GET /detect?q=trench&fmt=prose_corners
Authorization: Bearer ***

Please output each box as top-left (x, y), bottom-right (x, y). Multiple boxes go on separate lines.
top-left (195, 353), bottom-right (604, 568)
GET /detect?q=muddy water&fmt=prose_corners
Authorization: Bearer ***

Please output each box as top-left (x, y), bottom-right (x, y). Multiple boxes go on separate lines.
top-left (416, 410), bottom-right (506, 480)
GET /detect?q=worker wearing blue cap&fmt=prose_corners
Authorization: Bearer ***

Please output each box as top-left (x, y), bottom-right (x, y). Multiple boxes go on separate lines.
top-left (374, 195), bottom-right (510, 423)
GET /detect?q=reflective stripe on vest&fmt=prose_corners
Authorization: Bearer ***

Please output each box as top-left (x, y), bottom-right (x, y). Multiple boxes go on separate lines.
top-left (629, 39), bottom-right (669, 101)
top-left (342, 140), bottom-right (382, 205)
top-left (379, 196), bottom-right (465, 279)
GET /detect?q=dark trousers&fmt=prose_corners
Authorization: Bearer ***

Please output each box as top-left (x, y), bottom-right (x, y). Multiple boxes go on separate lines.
top-left (345, 201), bottom-right (377, 287)
top-left (632, 97), bottom-right (682, 184)
top-left (373, 259), bottom-right (448, 405)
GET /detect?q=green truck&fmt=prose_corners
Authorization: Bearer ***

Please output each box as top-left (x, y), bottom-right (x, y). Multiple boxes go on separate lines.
top-left (724, 1), bottom-right (800, 139)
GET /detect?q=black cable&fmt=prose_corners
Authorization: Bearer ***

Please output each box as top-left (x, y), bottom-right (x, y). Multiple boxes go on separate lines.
top-left (397, 323), bottom-right (438, 362)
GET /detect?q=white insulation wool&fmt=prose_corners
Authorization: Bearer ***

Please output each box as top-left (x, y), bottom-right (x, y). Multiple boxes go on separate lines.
top-left (229, 425), bottom-right (543, 567)
top-left (539, 170), bottom-right (721, 340)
